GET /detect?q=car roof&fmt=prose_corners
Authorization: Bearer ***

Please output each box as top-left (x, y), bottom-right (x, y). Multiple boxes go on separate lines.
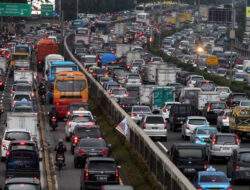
top-left (5, 177), bottom-right (40, 185)
top-left (199, 171), bottom-right (226, 176)
top-left (88, 157), bottom-right (115, 162)
top-left (187, 116), bottom-right (206, 119)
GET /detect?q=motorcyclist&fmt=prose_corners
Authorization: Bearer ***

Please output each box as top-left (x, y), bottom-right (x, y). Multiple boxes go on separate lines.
top-left (49, 106), bottom-right (59, 124)
top-left (54, 139), bottom-right (67, 165)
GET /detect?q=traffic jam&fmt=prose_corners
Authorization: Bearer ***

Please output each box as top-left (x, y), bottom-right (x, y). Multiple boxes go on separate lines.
top-left (0, 4), bottom-right (249, 190)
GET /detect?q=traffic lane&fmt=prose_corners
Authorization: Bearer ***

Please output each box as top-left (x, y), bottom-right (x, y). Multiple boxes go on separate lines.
top-left (44, 106), bottom-right (81, 190)
top-left (156, 128), bottom-right (250, 190)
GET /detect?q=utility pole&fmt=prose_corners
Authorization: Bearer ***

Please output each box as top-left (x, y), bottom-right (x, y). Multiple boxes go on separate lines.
top-left (197, 0), bottom-right (201, 32)
top-left (229, 0), bottom-right (235, 83)
top-left (176, 0), bottom-right (180, 29)
top-left (76, 0), bottom-right (79, 19)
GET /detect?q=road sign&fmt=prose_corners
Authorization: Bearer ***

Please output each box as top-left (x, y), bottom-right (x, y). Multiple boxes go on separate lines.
top-left (41, 4), bottom-right (53, 18)
top-left (206, 56), bottom-right (218, 66)
top-left (0, 3), bottom-right (31, 17)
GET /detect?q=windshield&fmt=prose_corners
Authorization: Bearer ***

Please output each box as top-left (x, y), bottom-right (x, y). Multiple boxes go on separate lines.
top-left (89, 161), bottom-right (116, 170)
top-left (188, 119), bottom-right (207, 125)
top-left (6, 184), bottom-right (39, 190)
top-left (76, 127), bottom-right (101, 137)
top-left (146, 116), bottom-right (164, 124)
top-left (235, 74), bottom-right (247, 79)
top-left (80, 140), bottom-right (105, 147)
top-left (56, 80), bottom-right (86, 92)
top-left (112, 89), bottom-right (126, 95)
top-left (177, 149), bottom-right (203, 159)
top-left (133, 106), bottom-right (151, 113)
top-left (128, 75), bottom-right (140, 79)
top-left (85, 57), bottom-right (96, 63)
top-left (51, 66), bottom-right (77, 76)
top-left (192, 76), bottom-right (204, 81)
top-left (12, 55), bottom-right (28, 60)
top-left (216, 136), bottom-right (236, 145)
top-left (72, 116), bottom-right (91, 122)
top-left (15, 85), bottom-right (32, 92)
top-left (76, 29), bottom-right (88, 35)
top-left (216, 88), bottom-right (230, 93)
top-left (14, 95), bottom-right (30, 101)
top-left (120, 98), bottom-right (137, 104)
top-left (201, 82), bottom-right (215, 91)
top-left (241, 101), bottom-right (250, 106)
top-left (5, 132), bottom-right (30, 141)
top-left (239, 152), bottom-right (250, 163)
top-left (200, 175), bottom-right (228, 183)
top-left (13, 107), bottom-right (33, 112)
top-left (211, 103), bottom-right (226, 109)
top-left (15, 47), bottom-right (29, 53)
top-left (217, 70), bottom-right (227, 74)
top-left (233, 94), bottom-right (247, 100)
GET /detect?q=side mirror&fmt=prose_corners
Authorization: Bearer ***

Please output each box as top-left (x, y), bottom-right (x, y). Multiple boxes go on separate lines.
top-left (117, 165), bottom-right (121, 169)
top-left (108, 144), bottom-right (112, 148)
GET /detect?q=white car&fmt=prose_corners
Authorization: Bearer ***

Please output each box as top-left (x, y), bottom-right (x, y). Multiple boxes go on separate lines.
top-left (214, 86), bottom-right (231, 101)
top-left (186, 75), bottom-right (205, 87)
top-left (181, 116), bottom-right (208, 140)
top-left (124, 73), bottom-right (141, 87)
top-left (65, 111), bottom-right (95, 141)
top-left (239, 100), bottom-right (250, 108)
top-left (216, 109), bottom-right (231, 132)
top-left (1, 129), bottom-right (32, 161)
top-left (160, 102), bottom-right (181, 120)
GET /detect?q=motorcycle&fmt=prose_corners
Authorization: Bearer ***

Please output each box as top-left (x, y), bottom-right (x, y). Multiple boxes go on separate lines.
top-left (40, 94), bottom-right (46, 105)
top-left (56, 154), bottom-right (64, 170)
top-left (50, 115), bottom-right (57, 131)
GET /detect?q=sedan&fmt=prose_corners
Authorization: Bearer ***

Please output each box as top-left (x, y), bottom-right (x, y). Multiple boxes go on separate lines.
top-left (190, 127), bottom-right (218, 146)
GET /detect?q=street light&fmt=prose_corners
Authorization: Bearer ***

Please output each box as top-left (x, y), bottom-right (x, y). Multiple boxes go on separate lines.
top-left (76, 0), bottom-right (79, 19)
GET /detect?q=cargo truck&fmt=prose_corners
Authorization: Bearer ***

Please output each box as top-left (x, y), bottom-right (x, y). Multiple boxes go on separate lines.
top-left (116, 44), bottom-right (130, 58)
top-left (14, 70), bottom-right (33, 84)
top-left (156, 68), bottom-right (177, 86)
top-left (126, 51), bottom-right (141, 69)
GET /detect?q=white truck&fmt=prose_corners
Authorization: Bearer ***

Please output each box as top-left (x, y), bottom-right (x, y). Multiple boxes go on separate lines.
top-left (126, 51), bottom-right (141, 69)
top-left (14, 70), bottom-right (33, 84)
top-left (116, 44), bottom-right (130, 58)
top-left (114, 23), bottom-right (127, 35)
top-left (139, 85), bottom-right (155, 106)
top-left (74, 27), bottom-right (90, 45)
top-left (198, 91), bottom-right (220, 110)
top-left (144, 63), bottom-right (168, 84)
top-left (7, 112), bottom-right (39, 142)
top-left (156, 68), bottom-right (177, 86)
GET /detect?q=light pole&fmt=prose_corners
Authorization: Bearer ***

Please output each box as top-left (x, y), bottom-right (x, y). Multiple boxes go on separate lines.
top-left (229, 0), bottom-right (235, 83)
top-left (76, 0), bottom-right (79, 19)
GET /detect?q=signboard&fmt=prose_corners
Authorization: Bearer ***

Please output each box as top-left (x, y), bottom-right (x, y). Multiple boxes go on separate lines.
top-left (206, 56), bottom-right (218, 66)
top-left (0, 3), bottom-right (31, 17)
top-left (41, 4), bottom-right (53, 17)
top-left (247, 7), bottom-right (250, 17)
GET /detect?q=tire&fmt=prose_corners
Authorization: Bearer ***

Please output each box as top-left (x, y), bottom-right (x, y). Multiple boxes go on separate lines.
top-left (208, 154), bottom-right (213, 164)
top-left (71, 147), bottom-right (74, 155)
top-left (66, 136), bottom-right (70, 142)
top-left (58, 163), bottom-right (62, 170)
top-left (1, 157), bottom-right (5, 162)
top-left (232, 173), bottom-right (237, 185)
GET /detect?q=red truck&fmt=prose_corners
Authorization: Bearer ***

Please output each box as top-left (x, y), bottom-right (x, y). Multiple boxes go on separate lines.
top-left (36, 39), bottom-right (59, 71)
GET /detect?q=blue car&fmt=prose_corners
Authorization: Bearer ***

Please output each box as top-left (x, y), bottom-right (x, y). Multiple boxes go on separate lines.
top-left (190, 127), bottom-right (218, 146)
top-left (193, 169), bottom-right (232, 190)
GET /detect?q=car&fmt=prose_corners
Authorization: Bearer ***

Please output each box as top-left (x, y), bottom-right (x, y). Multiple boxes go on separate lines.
top-left (102, 185), bottom-right (134, 190)
top-left (203, 101), bottom-right (228, 124)
top-left (193, 169), bottom-right (232, 190)
top-left (74, 138), bottom-right (111, 168)
top-left (65, 111), bottom-right (95, 141)
top-left (118, 97), bottom-right (139, 113)
top-left (71, 125), bottom-right (103, 154)
top-left (109, 88), bottom-right (129, 101)
top-left (124, 73), bottom-right (142, 87)
top-left (80, 157), bottom-right (120, 189)
top-left (169, 143), bottom-right (207, 178)
top-left (190, 127), bottom-right (218, 146)
top-left (140, 115), bottom-right (167, 141)
top-left (181, 116), bottom-right (208, 140)
top-left (214, 86), bottom-right (231, 101)
top-left (130, 105), bottom-right (152, 124)
top-left (1, 129), bottom-right (32, 161)
top-left (66, 102), bottom-right (90, 116)
top-left (206, 133), bottom-right (240, 164)
top-left (216, 110), bottom-right (231, 132)
top-left (1, 177), bottom-right (41, 190)
top-left (186, 75), bottom-right (205, 87)
top-left (160, 102), bottom-right (181, 121)
top-left (226, 92), bottom-right (248, 107)
top-left (227, 148), bottom-right (250, 184)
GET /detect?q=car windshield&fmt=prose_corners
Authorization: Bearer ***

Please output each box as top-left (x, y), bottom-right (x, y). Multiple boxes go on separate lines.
top-left (166, 104), bottom-right (176, 110)
top-left (6, 184), bottom-right (39, 190)
top-left (200, 175), bottom-right (228, 183)
top-left (14, 95), bottom-right (30, 101)
top-left (201, 82), bottom-right (215, 91)
top-left (235, 74), bottom-right (247, 79)
top-left (188, 119), bottom-right (207, 125)
top-left (80, 140), bottom-right (105, 147)
top-left (70, 104), bottom-right (89, 111)
top-left (211, 103), bottom-right (226, 109)
top-left (152, 57), bottom-right (162, 62)
top-left (89, 161), bottom-right (116, 170)
top-left (11, 145), bottom-right (35, 151)
top-left (197, 128), bottom-right (217, 135)
top-left (216, 136), bottom-right (236, 145)
top-left (216, 88), bottom-right (230, 93)
top-left (239, 152), bottom-right (250, 163)
top-left (177, 149), bottom-right (203, 158)
top-left (5, 132), bottom-right (30, 141)
top-left (241, 101), bottom-right (250, 107)
top-left (133, 107), bottom-right (151, 113)
top-left (120, 98), bottom-right (137, 104)
top-left (146, 116), bottom-right (164, 124)
top-left (13, 107), bottom-right (33, 112)
top-left (85, 57), bottom-right (96, 63)
top-left (217, 70), bottom-right (227, 74)
top-left (233, 94), bottom-right (247, 100)
top-left (76, 127), bottom-right (101, 138)
top-left (128, 75), bottom-right (140, 79)
top-left (72, 116), bottom-right (91, 122)
top-left (112, 89), bottom-right (126, 95)
top-left (15, 85), bottom-right (32, 92)
top-left (192, 76), bottom-right (204, 81)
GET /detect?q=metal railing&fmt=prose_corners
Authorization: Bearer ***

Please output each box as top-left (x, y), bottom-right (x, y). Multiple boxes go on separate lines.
top-left (64, 33), bottom-right (196, 190)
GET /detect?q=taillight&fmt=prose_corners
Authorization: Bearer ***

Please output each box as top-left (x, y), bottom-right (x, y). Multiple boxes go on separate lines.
top-left (31, 93), bottom-right (35, 97)
top-left (212, 135), bottom-right (216, 145)
top-left (84, 168), bottom-right (89, 180)
top-left (164, 122), bottom-right (167, 129)
top-left (38, 61), bottom-right (42, 65)
top-left (235, 164), bottom-right (240, 170)
top-left (109, 93), bottom-right (113, 97)
top-left (77, 150), bottom-right (86, 154)
top-left (230, 98), bottom-right (233, 105)
top-left (226, 187), bottom-right (232, 190)
top-left (163, 108), bottom-right (167, 113)
top-left (195, 137), bottom-right (200, 141)
top-left (126, 93), bottom-right (129, 97)
top-left (131, 113), bottom-right (137, 117)
top-left (115, 169), bottom-right (119, 181)
top-left (197, 187), bottom-right (203, 190)
top-left (89, 122), bottom-right (95, 125)
top-left (0, 82), bottom-right (3, 85)
top-left (143, 122), bottom-right (146, 129)
top-left (2, 142), bottom-right (6, 147)
top-left (120, 105), bottom-right (125, 108)
top-left (186, 125), bottom-right (190, 130)
top-left (204, 161), bottom-right (207, 170)
top-left (207, 104), bottom-right (211, 112)
top-left (6, 150), bottom-right (10, 157)
top-left (100, 150), bottom-right (109, 155)
top-left (52, 116), bottom-right (56, 119)
top-left (223, 116), bottom-right (227, 120)
top-left (236, 136), bottom-right (240, 145)
top-left (74, 136), bottom-right (79, 144)
top-left (98, 137), bottom-right (103, 140)
top-left (67, 121), bottom-right (72, 126)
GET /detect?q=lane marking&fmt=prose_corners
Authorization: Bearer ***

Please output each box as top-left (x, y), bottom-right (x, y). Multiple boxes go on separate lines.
top-left (157, 141), bottom-right (168, 154)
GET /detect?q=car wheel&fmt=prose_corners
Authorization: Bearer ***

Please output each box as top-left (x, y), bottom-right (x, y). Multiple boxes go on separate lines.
top-left (71, 147), bottom-right (74, 155)
top-left (232, 173), bottom-right (237, 185)
top-left (208, 154), bottom-right (213, 164)
top-left (65, 135), bottom-right (70, 142)
top-left (1, 157), bottom-right (5, 162)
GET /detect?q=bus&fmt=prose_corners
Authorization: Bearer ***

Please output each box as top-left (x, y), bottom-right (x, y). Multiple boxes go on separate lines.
top-left (70, 19), bottom-right (88, 30)
top-left (53, 71), bottom-right (88, 118)
top-left (48, 61), bottom-right (79, 102)
top-left (14, 44), bottom-right (31, 57)
top-left (136, 13), bottom-right (150, 25)
top-left (74, 27), bottom-right (90, 45)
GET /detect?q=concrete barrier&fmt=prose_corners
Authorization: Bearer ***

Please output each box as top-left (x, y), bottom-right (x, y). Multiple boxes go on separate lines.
top-left (64, 33), bottom-right (196, 190)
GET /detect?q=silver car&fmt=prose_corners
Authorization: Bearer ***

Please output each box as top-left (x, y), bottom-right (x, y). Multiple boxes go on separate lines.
top-left (181, 116), bottom-right (208, 140)
top-left (206, 133), bottom-right (240, 163)
top-left (124, 73), bottom-right (141, 87)
top-left (131, 105), bottom-right (152, 124)
top-left (140, 115), bottom-right (167, 141)
top-left (216, 110), bottom-right (231, 132)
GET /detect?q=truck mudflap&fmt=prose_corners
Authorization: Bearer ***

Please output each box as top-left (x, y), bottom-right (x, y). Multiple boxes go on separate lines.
top-left (6, 169), bottom-right (40, 178)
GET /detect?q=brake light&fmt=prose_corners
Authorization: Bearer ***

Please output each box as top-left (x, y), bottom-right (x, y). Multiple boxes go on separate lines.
top-left (67, 121), bottom-right (72, 126)
top-left (131, 113), bottom-right (137, 117)
top-left (98, 137), bottom-right (103, 140)
top-left (38, 61), bottom-right (42, 65)
top-left (67, 111), bottom-right (71, 115)
top-left (195, 137), bottom-right (200, 141)
top-left (100, 150), bottom-right (109, 155)
top-left (20, 141), bottom-right (26, 145)
top-left (21, 68), bottom-right (24, 71)
top-left (6, 150), bottom-right (10, 157)
top-left (92, 73), bottom-right (97, 76)
top-left (212, 135), bottom-right (216, 145)
top-left (163, 108), bottom-right (167, 113)
top-left (197, 187), bottom-right (203, 190)
top-left (115, 169), bottom-right (119, 181)
top-left (2, 142), bottom-right (6, 147)
top-left (0, 82), bottom-right (3, 85)
top-left (236, 135), bottom-right (240, 145)
top-left (143, 122), bottom-right (146, 129)
top-left (223, 116), bottom-right (227, 120)
top-left (89, 122), bottom-right (95, 125)
top-left (31, 93), bottom-right (35, 97)
top-left (230, 98), bottom-right (233, 105)
top-left (84, 168), bottom-right (89, 180)
top-left (207, 104), bottom-right (211, 112)
top-left (235, 164), bottom-right (240, 170)
top-left (226, 187), bottom-right (232, 190)
top-left (126, 93), bottom-right (129, 97)
top-left (55, 102), bottom-right (60, 106)
top-left (225, 104), bottom-right (228, 109)
top-left (120, 105), bottom-right (125, 108)
top-left (77, 150), bottom-right (86, 154)
top-left (164, 122), bottom-right (167, 129)
top-left (109, 93), bottom-right (113, 97)
top-left (74, 136), bottom-right (79, 144)
top-left (186, 125), bottom-right (190, 130)
top-left (204, 161), bottom-right (207, 170)
top-left (52, 116), bottom-right (56, 119)
top-left (10, 89), bottom-right (13, 93)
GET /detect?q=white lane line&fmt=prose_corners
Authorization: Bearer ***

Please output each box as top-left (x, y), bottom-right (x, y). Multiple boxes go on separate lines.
top-left (50, 153), bottom-right (59, 190)
top-left (156, 141), bottom-right (168, 154)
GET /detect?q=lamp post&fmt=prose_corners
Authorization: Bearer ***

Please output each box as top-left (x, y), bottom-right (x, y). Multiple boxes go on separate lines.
top-left (76, 0), bottom-right (79, 19)
top-left (229, 0), bottom-right (235, 84)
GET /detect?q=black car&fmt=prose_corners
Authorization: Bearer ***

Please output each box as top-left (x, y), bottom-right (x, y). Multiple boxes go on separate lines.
top-left (176, 71), bottom-right (195, 85)
top-left (118, 97), bottom-right (139, 113)
top-left (1, 177), bottom-right (41, 190)
top-left (226, 93), bottom-right (248, 107)
top-left (71, 125), bottom-right (103, 154)
top-left (169, 143), bottom-right (207, 178)
top-left (74, 138), bottom-right (111, 168)
top-left (203, 101), bottom-right (228, 124)
top-left (80, 157), bottom-right (120, 190)
top-left (169, 104), bottom-right (199, 131)
top-left (126, 86), bottom-right (140, 100)
top-left (227, 148), bottom-right (250, 184)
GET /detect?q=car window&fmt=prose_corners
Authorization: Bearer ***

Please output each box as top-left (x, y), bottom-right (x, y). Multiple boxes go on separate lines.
top-left (188, 119), bottom-right (207, 125)
top-left (233, 94), bottom-right (247, 100)
top-left (5, 184), bottom-right (39, 190)
top-left (239, 152), bottom-right (250, 163)
top-left (200, 175), bottom-right (228, 183)
top-left (112, 89), bottom-right (126, 95)
top-left (133, 107), bottom-right (151, 113)
top-left (197, 128), bottom-right (217, 135)
top-left (201, 82), bottom-right (215, 91)
top-left (211, 103), bottom-right (226, 109)
top-left (15, 85), bottom-right (32, 91)
top-left (120, 98), bottom-right (137, 104)
top-left (11, 151), bottom-right (34, 160)
top-left (216, 136), bottom-right (236, 145)
top-left (146, 116), bottom-right (164, 124)
top-left (192, 76), bottom-right (204, 81)
top-left (11, 145), bottom-right (35, 151)
top-left (5, 132), bottom-right (30, 141)
top-left (216, 88), bottom-right (230, 93)
top-left (72, 116), bottom-right (91, 122)
top-left (14, 95), bottom-right (30, 101)
top-left (128, 75), bottom-right (140, 79)
top-left (177, 149), bottom-right (203, 158)
top-left (241, 101), bottom-right (250, 107)
top-left (80, 140), bottom-right (105, 147)
top-left (89, 161), bottom-right (116, 170)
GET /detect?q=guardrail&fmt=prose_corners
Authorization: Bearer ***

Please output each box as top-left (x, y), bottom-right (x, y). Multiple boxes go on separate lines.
top-left (64, 33), bottom-right (196, 190)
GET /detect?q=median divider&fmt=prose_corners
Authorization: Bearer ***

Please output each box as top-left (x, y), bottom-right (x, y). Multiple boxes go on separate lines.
top-left (64, 33), bottom-right (196, 190)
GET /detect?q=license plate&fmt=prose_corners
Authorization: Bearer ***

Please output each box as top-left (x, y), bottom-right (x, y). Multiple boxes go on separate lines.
top-left (89, 153), bottom-right (97, 156)
top-left (223, 147), bottom-right (230, 150)
top-left (57, 157), bottom-right (64, 160)
top-left (97, 176), bottom-right (107, 181)
top-left (152, 127), bottom-right (158, 129)
top-left (184, 168), bottom-right (195, 173)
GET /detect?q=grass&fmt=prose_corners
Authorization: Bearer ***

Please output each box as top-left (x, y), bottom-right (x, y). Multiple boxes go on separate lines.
top-left (89, 98), bottom-right (162, 190)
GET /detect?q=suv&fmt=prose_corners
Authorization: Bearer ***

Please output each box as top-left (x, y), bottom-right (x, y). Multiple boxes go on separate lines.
top-left (206, 133), bottom-right (240, 163)
top-left (169, 104), bottom-right (198, 132)
top-left (118, 97), bottom-right (139, 113)
top-left (203, 101), bottom-right (228, 124)
top-left (80, 157), bottom-right (120, 189)
top-left (169, 143), bottom-right (207, 178)
top-left (141, 115), bottom-right (167, 141)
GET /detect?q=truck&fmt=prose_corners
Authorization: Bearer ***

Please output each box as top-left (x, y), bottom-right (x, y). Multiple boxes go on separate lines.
top-left (126, 51), bottom-right (141, 69)
top-left (229, 108), bottom-right (250, 140)
top-left (7, 112), bottom-right (38, 142)
top-left (116, 44), bottom-right (130, 58)
top-left (14, 70), bottom-right (33, 84)
top-left (14, 59), bottom-right (30, 70)
top-left (156, 68), bottom-right (177, 86)
top-left (44, 54), bottom-right (64, 81)
top-left (114, 23), bottom-right (127, 35)
top-left (198, 91), bottom-right (220, 110)
top-left (143, 63), bottom-right (168, 84)
top-left (36, 39), bottom-right (59, 72)
top-left (74, 27), bottom-right (90, 45)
